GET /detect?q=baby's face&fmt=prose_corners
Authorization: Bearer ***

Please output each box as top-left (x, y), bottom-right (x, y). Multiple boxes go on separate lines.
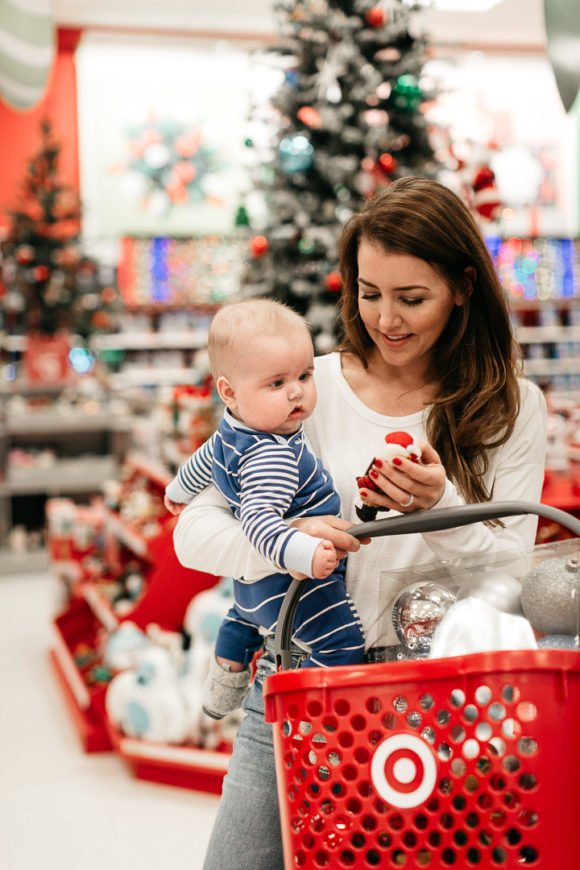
top-left (226, 329), bottom-right (316, 435)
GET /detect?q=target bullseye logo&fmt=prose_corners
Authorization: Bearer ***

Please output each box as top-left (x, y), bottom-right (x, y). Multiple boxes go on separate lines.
top-left (370, 734), bottom-right (437, 808)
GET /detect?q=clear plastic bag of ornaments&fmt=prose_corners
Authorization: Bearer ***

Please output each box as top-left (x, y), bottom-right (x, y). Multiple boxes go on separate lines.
top-left (374, 538), bottom-right (580, 660)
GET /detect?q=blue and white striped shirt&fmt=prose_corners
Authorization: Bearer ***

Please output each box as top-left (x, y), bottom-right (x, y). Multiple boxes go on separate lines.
top-left (168, 410), bottom-right (341, 577)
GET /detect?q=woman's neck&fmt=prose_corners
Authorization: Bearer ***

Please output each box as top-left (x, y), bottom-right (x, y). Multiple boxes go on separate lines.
top-left (340, 350), bottom-right (438, 417)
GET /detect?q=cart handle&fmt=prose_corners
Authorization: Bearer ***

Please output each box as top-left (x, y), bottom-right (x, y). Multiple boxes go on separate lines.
top-left (274, 500), bottom-right (580, 670)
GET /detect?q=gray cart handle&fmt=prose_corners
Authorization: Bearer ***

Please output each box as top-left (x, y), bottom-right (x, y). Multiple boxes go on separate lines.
top-left (274, 500), bottom-right (580, 670)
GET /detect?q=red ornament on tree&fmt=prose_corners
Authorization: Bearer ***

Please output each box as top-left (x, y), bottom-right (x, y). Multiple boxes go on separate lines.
top-left (379, 153), bottom-right (397, 174)
top-left (365, 7), bottom-right (386, 28)
top-left (324, 271), bottom-right (342, 292)
top-left (250, 235), bottom-right (269, 258)
top-left (297, 106), bottom-right (323, 129)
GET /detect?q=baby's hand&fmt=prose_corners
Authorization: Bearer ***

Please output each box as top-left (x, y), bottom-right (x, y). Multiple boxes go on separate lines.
top-left (164, 494), bottom-right (187, 515)
top-left (311, 539), bottom-right (339, 579)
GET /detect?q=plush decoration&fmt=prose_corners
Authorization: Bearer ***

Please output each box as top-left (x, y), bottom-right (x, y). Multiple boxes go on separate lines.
top-left (355, 431), bottom-right (421, 521)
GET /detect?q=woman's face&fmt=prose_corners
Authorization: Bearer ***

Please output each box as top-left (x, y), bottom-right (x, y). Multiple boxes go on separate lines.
top-left (356, 239), bottom-right (466, 373)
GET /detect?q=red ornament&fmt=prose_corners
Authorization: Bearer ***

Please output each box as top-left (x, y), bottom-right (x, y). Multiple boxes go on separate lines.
top-left (15, 245), bottom-right (35, 264)
top-left (250, 235), bottom-right (269, 258)
top-left (378, 153), bottom-right (397, 174)
top-left (365, 7), bottom-right (385, 28)
top-left (31, 265), bottom-right (50, 281)
top-left (297, 106), bottom-right (323, 129)
top-left (324, 271), bottom-right (342, 292)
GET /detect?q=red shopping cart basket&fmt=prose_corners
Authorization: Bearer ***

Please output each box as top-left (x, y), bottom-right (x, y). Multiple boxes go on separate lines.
top-left (264, 501), bottom-right (580, 869)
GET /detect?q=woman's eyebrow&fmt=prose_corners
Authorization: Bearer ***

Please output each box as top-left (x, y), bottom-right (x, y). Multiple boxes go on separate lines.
top-left (358, 276), bottom-right (431, 292)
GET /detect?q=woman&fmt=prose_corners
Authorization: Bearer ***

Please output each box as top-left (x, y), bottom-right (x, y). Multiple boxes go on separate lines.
top-left (174, 177), bottom-right (547, 869)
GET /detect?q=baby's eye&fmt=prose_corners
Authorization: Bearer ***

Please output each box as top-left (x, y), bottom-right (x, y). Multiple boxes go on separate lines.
top-left (270, 379), bottom-right (284, 388)
top-left (299, 371), bottom-right (311, 382)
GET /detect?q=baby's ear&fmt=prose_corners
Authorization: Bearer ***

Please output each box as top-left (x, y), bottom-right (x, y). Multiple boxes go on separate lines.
top-left (216, 376), bottom-right (236, 408)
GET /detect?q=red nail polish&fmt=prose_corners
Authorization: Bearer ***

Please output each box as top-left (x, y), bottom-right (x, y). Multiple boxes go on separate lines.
top-left (374, 458), bottom-right (383, 468)
top-left (370, 469), bottom-right (378, 479)
top-left (360, 490), bottom-right (368, 499)
top-left (392, 457), bottom-right (402, 466)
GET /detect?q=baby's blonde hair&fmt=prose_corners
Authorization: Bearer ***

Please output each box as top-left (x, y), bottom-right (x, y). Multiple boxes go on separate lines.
top-left (208, 298), bottom-right (310, 379)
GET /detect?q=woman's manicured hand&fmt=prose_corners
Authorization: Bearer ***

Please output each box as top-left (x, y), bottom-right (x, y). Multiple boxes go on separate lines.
top-left (359, 440), bottom-right (446, 513)
top-left (290, 515), bottom-right (371, 559)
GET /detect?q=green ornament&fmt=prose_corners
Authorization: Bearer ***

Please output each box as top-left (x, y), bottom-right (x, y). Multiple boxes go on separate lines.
top-left (392, 74), bottom-right (423, 112)
top-left (235, 205), bottom-right (250, 227)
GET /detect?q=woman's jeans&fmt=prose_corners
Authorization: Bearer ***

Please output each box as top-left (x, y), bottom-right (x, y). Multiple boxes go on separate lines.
top-left (202, 649), bottom-right (287, 870)
top-left (202, 644), bottom-right (395, 869)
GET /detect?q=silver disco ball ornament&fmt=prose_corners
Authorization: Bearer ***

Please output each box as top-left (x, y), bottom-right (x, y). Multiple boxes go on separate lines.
top-left (392, 582), bottom-right (456, 657)
top-left (521, 557), bottom-right (580, 636)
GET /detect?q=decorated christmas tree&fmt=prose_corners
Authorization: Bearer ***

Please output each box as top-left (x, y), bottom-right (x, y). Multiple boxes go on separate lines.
top-left (239, 0), bottom-right (441, 350)
top-left (0, 118), bottom-right (120, 338)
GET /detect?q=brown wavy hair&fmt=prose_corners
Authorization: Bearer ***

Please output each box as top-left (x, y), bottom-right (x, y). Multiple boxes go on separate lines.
top-left (338, 176), bottom-right (522, 505)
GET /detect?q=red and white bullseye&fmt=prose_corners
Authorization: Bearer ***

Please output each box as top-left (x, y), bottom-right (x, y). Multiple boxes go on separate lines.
top-left (370, 734), bottom-right (437, 808)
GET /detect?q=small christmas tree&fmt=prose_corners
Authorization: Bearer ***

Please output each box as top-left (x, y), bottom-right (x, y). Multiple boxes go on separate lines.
top-left (238, 0), bottom-right (442, 350)
top-left (0, 118), bottom-right (120, 338)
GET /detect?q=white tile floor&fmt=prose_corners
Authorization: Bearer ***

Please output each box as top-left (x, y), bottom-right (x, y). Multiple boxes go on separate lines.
top-left (0, 571), bottom-right (219, 870)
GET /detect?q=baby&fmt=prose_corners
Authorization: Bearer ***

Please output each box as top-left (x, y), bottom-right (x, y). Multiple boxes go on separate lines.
top-left (165, 298), bottom-right (365, 718)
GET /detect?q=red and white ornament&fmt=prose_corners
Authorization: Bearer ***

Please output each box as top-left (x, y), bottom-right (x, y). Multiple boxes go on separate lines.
top-left (383, 431), bottom-right (422, 466)
top-left (472, 166), bottom-right (501, 221)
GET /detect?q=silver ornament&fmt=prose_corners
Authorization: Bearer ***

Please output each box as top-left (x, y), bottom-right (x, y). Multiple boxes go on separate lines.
top-left (456, 570), bottom-right (523, 615)
top-left (392, 582), bottom-right (456, 657)
top-left (537, 634), bottom-right (580, 650)
top-left (521, 556), bottom-right (580, 636)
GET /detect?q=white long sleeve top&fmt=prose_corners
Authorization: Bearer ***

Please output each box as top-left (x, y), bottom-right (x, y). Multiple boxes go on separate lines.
top-left (173, 352), bottom-right (547, 647)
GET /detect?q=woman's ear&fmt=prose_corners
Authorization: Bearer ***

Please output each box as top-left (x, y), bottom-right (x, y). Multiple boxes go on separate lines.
top-left (455, 266), bottom-right (476, 307)
top-left (216, 375), bottom-right (236, 409)
top-left (463, 266), bottom-right (476, 297)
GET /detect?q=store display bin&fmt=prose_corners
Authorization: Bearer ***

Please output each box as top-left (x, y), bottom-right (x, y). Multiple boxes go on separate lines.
top-left (264, 501), bottom-right (580, 869)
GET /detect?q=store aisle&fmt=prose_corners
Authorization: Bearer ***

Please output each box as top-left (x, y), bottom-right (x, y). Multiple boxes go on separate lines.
top-left (0, 572), bottom-right (219, 870)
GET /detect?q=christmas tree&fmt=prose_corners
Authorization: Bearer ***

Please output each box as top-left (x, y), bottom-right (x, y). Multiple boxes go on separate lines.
top-left (0, 118), bottom-right (120, 338)
top-left (239, 0), bottom-right (441, 350)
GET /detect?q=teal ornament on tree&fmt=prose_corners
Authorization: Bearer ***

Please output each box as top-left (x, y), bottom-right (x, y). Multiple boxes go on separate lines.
top-left (392, 74), bottom-right (423, 112)
top-left (279, 134), bottom-right (314, 174)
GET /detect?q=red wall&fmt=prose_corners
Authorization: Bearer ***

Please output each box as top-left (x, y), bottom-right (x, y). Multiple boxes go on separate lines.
top-left (0, 29), bottom-right (82, 230)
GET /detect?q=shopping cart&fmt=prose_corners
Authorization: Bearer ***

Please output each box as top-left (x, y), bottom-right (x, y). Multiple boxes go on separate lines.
top-left (264, 501), bottom-right (580, 869)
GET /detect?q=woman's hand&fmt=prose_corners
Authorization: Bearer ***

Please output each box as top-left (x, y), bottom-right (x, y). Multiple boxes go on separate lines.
top-left (290, 515), bottom-right (370, 560)
top-left (359, 440), bottom-right (446, 513)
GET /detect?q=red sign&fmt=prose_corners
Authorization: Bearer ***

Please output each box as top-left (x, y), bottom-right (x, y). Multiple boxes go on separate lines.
top-left (24, 334), bottom-right (71, 384)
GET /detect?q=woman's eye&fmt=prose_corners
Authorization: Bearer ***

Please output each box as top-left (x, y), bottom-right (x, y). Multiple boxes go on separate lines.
top-left (360, 292), bottom-right (379, 301)
top-left (401, 297), bottom-right (423, 306)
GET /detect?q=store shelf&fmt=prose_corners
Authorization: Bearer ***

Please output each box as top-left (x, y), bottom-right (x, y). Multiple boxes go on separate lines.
top-left (108, 367), bottom-right (204, 387)
top-left (517, 326), bottom-right (580, 343)
top-left (2, 414), bottom-right (132, 436)
top-left (50, 599), bottom-right (114, 753)
top-left (0, 547), bottom-right (49, 575)
top-left (92, 331), bottom-right (209, 351)
top-left (107, 724), bottom-right (231, 794)
top-left (1, 456), bottom-right (119, 495)
top-left (523, 359), bottom-right (580, 376)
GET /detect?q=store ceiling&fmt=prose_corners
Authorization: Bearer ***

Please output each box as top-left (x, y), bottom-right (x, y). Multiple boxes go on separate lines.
top-left (53, 0), bottom-right (547, 48)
